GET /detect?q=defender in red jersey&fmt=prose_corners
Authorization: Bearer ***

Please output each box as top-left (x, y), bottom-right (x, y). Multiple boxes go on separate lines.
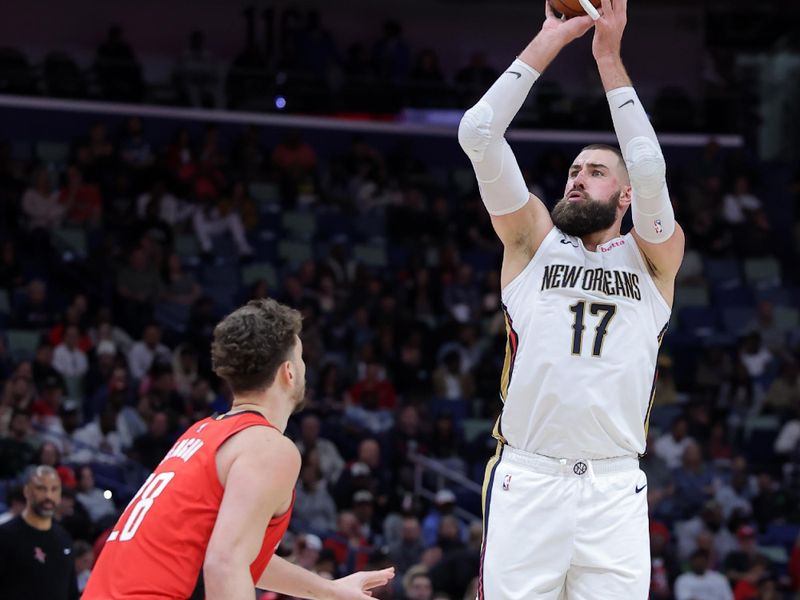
top-left (84, 299), bottom-right (393, 600)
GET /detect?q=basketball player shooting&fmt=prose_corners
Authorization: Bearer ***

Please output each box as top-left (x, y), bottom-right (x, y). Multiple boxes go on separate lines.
top-left (83, 299), bottom-right (394, 600)
top-left (458, 0), bottom-right (684, 598)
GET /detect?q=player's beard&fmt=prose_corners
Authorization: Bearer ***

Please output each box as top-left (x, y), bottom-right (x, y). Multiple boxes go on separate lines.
top-left (551, 190), bottom-right (620, 237)
top-left (291, 377), bottom-right (306, 414)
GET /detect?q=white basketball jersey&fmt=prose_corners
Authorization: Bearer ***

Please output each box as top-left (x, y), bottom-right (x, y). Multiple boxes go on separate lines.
top-left (497, 227), bottom-right (671, 459)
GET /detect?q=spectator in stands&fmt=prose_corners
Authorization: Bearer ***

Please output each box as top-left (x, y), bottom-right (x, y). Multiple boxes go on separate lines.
top-left (0, 239), bottom-right (24, 293)
top-left (747, 301), bottom-right (787, 356)
top-left (674, 441), bottom-right (719, 519)
top-left (22, 166), bottom-right (68, 233)
top-left (127, 324), bottom-right (170, 381)
top-left (54, 485), bottom-right (92, 546)
top-left (722, 176), bottom-right (770, 256)
top-left (649, 522), bottom-right (680, 599)
top-left (271, 130), bottom-right (319, 205)
top-left (74, 465), bottom-right (115, 525)
top-left (136, 179), bottom-right (194, 228)
top-left (654, 415), bottom-right (695, 470)
top-left (723, 524), bottom-right (763, 592)
top-left (52, 325), bottom-right (89, 386)
top-left (762, 360), bottom-right (800, 417)
top-left (94, 26), bottom-right (144, 101)
top-left (774, 403), bottom-right (800, 458)
top-left (422, 489), bottom-right (466, 548)
top-left (119, 116), bottom-right (153, 168)
top-left (32, 375), bottom-right (65, 436)
top-left (324, 511), bottom-right (372, 575)
top-left (455, 52), bottom-right (498, 107)
top-left (293, 456), bottom-right (338, 534)
top-left (0, 410), bottom-right (38, 478)
top-left (0, 486), bottom-right (25, 525)
top-left (116, 248), bottom-right (162, 331)
top-left (129, 410), bottom-right (172, 470)
top-left (161, 254), bottom-right (201, 308)
top-left (70, 405), bottom-right (124, 465)
top-left (674, 548), bottom-right (733, 600)
top-left (402, 565), bottom-right (433, 600)
top-left (389, 516), bottom-right (425, 579)
top-left (738, 332), bottom-right (774, 382)
top-left (73, 539), bottom-right (93, 592)
top-left (408, 49), bottom-right (446, 108)
top-left (192, 192), bottom-right (254, 259)
top-left (432, 351), bottom-right (475, 403)
top-left (14, 278), bottom-right (56, 330)
top-left (296, 413), bottom-right (345, 484)
top-left (174, 30), bottom-right (221, 108)
top-left (58, 165), bottom-right (101, 227)
top-left (371, 21), bottom-right (410, 84)
top-left (714, 457), bottom-right (754, 520)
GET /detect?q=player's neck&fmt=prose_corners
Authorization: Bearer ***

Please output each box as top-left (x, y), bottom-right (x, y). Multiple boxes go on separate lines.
top-left (229, 396), bottom-right (292, 433)
top-left (580, 225), bottom-right (622, 252)
top-left (22, 508), bottom-right (52, 531)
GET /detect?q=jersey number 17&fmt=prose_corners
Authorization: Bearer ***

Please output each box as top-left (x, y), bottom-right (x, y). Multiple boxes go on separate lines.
top-left (569, 301), bottom-right (617, 357)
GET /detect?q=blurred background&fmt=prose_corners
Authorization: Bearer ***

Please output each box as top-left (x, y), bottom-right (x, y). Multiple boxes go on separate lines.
top-left (0, 0), bottom-right (798, 598)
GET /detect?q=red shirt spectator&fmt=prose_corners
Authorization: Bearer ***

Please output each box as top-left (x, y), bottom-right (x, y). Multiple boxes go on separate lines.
top-left (348, 363), bottom-right (397, 410)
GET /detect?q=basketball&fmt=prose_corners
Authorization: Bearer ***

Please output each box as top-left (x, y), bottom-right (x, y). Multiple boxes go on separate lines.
top-left (549, 0), bottom-right (602, 18)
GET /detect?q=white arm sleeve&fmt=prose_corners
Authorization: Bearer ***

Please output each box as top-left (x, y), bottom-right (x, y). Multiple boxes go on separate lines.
top-left (607, 86), bottom-right (675, 243)
top-left (458, 59), bottom-right (540, 216)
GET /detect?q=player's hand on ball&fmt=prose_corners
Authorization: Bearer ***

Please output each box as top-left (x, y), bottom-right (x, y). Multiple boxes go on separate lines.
top-left (542, 0), bottom-right (595, 44)
top-left (592, 0), bottom-right (628, 60)
top-left (327, 567), bottom-right (395, 599)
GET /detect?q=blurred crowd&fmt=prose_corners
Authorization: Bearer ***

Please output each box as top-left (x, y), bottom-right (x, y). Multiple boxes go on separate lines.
top-left (0, 105), bottom-right (798, 599)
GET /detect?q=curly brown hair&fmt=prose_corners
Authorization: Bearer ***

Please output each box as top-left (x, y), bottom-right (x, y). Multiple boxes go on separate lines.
top-left (211, 299), bottom-right (302, 394)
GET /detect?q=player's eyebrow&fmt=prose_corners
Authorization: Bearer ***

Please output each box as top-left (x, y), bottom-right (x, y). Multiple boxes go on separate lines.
top-left (570, 162), bottom-right (610, 171)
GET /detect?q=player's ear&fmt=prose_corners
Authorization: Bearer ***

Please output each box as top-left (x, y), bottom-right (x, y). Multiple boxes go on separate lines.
top-left (620, 184), bottom-right (632, 209)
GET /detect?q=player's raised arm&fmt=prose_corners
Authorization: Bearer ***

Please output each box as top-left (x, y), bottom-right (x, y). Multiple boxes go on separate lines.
top-left (593, 0), bottom-right (684, 282)
top-left (458, 1), bottom-right (594, 286)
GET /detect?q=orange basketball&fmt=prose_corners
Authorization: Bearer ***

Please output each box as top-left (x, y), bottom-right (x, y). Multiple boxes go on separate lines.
top-left (549, 0), bottom-right (602, 18)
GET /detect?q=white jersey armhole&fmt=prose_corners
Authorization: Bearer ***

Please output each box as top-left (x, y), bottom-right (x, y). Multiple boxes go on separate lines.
top-left (626, 232), bottom-right (672, 318)
top-left (501, 226), bottom-right (559, 301)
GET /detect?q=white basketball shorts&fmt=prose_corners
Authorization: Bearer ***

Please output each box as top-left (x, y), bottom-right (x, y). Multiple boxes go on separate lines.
top-left (478, 445), bottom-right (650, 600)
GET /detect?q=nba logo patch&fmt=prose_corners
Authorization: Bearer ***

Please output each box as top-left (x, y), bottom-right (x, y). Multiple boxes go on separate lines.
top-left (654, 219), bottom-right (663, 234)
top-left (502, 474), bottom-right (512, 491)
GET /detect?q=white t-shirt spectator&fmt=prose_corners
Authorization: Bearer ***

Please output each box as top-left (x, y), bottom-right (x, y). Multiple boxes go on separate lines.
top-left (136, 192), bottom-right (195, 225)
top-left (674, 569), bottom-right (733, 600)
top-left (128, 341), bottom-right (171, 380)
top-left (76, 488), bottom-right (116, 523)
top-left (775, 419), bottom-right (800, 455)
top-left (52, 344), bottom-right (89, 378)
top-left (722, 192), bottom-right (761, 225)
top-left (71, 422), bottom-right (125, 465)
top-left (653, 433), bottom-right (696, 470)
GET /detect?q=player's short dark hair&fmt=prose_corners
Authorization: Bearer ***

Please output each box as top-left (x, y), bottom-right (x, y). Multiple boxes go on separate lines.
top-left (211, 299), bottom-right (302, 394)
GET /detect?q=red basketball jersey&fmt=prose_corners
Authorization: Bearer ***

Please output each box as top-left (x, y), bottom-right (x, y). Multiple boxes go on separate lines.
top-left (84, 411), bottom-right (294, 599)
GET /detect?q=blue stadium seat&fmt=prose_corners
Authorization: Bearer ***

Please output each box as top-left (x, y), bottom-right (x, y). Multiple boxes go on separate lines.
top-left (7, 329), bottom-right (40, 361)
top-left (673, 286), bottom-right (710, 310)
top-left (704, 258), bottom-right (741, 285)
top-left (712, 284), bottom-right (754, 308)
top-left (744, 257), bottom-right (781, 286)
top-left (677, 307), bottom-right (719, 336)
top-left (154, 302), bottom-right (192, 333)
top-left (721, 307), bottom-right (756, 335)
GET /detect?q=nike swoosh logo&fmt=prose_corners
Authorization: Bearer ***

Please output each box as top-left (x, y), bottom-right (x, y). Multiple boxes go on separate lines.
top-left (635, 484), bottom-right (647, 494)
top-left (618, 99), bottom-right (635, 109)
top-left (505, 71), bottom-right (522, 79)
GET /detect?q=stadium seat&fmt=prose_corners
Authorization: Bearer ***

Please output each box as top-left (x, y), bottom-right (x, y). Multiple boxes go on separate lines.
top-left (35, 141), bottom-right (70, 165)
top-left (241, 262), bottom-right (278, 288)
top-left (744, 257), bottom-right (781, 286)
top-left (677, 306), bottom-right (719, 336)
top-left (175, 234), bottom-right (200, 258)
top-left (0, 290), bottom-right (9, 314)
top-left (673, 286), bottom-right (710, 310)
top-left (712, 284), bottom-right (754, 308)
top-left (278, 240), bottom-right (313, 264)
top-left (154, 302), bottom-right (192, 333)
top-left (7, 330), bottom-right (40, 361)
top-left (704, 258), bottom-right (741, 285)
top-left (281, 211), bottom-right (317, 239)
top-left (52, 228), bottom-right (87, 257)
top-left (721, 307), bottom-right (756, 335)
top-left (353, 244), bottom-right (387, 268)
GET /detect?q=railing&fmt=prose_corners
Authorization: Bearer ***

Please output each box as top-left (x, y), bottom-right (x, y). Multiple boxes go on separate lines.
top-left (408, 450), bottom-right (483, 523)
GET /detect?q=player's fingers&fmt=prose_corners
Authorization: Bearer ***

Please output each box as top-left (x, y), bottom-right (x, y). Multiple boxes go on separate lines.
top-left (599, 0), bottom-right (613, 20)
top-left (544, 0), bottom-right (556, 20)
top-left (361, 567), bottom-right (395, 589)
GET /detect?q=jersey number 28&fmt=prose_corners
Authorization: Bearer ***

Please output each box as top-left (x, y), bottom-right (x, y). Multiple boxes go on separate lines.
top-left (108, 472), bottom-right (175, 542)
top-left (569, 301), bottom-right (617, 357)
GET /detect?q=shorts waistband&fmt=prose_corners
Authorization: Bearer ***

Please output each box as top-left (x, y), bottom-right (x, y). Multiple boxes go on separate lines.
top-left (503, 446), bottom-right (639, 476)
